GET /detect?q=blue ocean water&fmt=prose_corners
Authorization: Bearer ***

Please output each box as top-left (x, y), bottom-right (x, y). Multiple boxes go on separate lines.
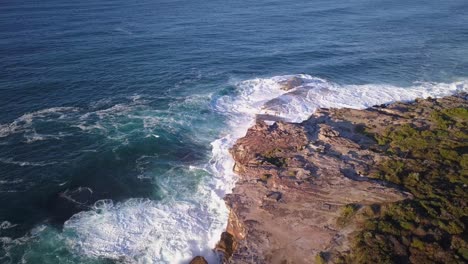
top-left (0, 0), bottom-right (467, 263)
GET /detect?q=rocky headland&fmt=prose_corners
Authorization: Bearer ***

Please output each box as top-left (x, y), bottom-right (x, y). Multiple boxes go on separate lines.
top-left (209, 91), bottom-right (468, 263)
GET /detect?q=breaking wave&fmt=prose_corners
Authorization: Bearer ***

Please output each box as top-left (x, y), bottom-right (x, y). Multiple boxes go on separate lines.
top-left (57, 74), bottom-right (467, 263)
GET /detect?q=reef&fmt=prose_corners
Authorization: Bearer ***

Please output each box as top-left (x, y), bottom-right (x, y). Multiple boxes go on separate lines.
top-left (215, 93), bottom-right (467, 263)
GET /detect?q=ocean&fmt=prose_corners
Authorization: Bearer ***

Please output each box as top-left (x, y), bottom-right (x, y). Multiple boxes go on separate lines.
top-left (1, 0), bottom-right (467, 263)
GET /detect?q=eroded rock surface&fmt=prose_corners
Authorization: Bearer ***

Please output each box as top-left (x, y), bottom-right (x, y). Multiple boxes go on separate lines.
top-left (220, 94), bottom-right (467, 263)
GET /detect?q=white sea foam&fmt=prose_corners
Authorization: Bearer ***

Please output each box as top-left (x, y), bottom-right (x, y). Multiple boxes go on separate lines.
top-left (255, 76), bottom-right (467, 122)
top-left (0, 221), bottom-right (17, 230)
top-left (60, 74), bottom-right (467, 263)
top-left (59, 78), bottom-right (294, 263)
top-left (0, 107), bottom-right (79, 138)
top-left (0, 97), bottom-right (162, 148)
top-left (64, 198), bottom-right (224, 263)
top-left (0, 158), bottom-right (59, 167)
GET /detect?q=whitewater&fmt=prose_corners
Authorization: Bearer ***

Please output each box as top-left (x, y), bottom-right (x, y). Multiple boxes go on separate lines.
top-left (50, 74), bottom-right (467, 263)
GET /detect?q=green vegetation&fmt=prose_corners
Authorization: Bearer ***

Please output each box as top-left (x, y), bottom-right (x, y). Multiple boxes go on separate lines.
top-left (261, 148), bottom-right (286, 167)
top-left (337, 204), bottom-right (360, 227)
top-left (341, 106), bottom-right (468, 263)
top-left (431, 107), bottom-right (468, 129)
top-left (315, 252), bottom-right (327, 264)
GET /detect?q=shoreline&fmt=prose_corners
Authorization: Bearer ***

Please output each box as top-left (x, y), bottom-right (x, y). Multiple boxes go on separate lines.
top-left (206, 92), bottom-right (467, 263)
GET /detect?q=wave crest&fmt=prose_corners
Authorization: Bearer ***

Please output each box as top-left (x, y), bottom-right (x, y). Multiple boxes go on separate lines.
top-left (30, 75), bottom-right (468, 263)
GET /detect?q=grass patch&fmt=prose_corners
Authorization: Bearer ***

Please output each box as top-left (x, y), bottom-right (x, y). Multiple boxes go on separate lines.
top-left (261, 148), bottom-right (286, 167)
top-left (342, 102), bottom-right (468, 263)
top-left (337, 204), bottom-right (360, 227)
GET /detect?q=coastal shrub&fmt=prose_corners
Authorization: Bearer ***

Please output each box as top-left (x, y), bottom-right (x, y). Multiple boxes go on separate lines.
top-left (404, 172), bottom-right (420, 187)
top-left (431, 111), bottom-right (452, 129)
top-left (439, 149), bottom-right (460, 162)
top-left (343, 102), bottom-right (468, 263)
top-left (315, 252), bottom-right (327, 264)
top-left (378, 160), bottom-right (404, 184)
top-left (400, 221), bottom-right (416, 231)
top-left (263, 155), bottom-right (285, 167)
top-left (262, 148), bottom-right (286, 167)
top-left (337, 204), bottom-right (360, 227)
top-left (411, 238), bottom-right (425, 250)
top-left (442, 107), bottom-right (468, 120)
top-left (460, 154), bottom-right (468, 169)
top-left (458, 248), bottom-right (468, 261)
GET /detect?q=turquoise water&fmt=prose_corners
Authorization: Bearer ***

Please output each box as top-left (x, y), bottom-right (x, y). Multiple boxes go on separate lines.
top-left (1, 0), bottom-right (467, 263)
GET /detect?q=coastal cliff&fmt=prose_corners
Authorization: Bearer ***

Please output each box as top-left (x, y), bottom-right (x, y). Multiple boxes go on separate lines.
top-left (214, 93), bottom-right (467, 263)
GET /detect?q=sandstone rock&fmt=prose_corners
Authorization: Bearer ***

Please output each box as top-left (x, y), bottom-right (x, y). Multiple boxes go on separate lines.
top-left (217, 95), bottom-right (468, 263)
top-left (189, 256), bottom-right (208, 264)
top-left (215, 232), bottom-right (237, 263)
top-left (265, 191), bottom-right (282, 201)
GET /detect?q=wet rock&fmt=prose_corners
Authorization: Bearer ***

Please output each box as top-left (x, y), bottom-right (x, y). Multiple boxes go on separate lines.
top-left (189, 256), bottom-right (208, 264)
top-left (215, 231), bottom-right (237, 263)
top-left (278, 76), bottom-right (304, 91)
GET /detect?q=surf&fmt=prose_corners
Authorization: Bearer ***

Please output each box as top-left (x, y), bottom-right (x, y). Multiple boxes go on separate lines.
top-left (58, 74), bottom-right (467, 263)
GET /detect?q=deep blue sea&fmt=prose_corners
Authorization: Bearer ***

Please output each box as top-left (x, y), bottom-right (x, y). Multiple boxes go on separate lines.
top-left (1, 0), bottom-right (467, 263)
